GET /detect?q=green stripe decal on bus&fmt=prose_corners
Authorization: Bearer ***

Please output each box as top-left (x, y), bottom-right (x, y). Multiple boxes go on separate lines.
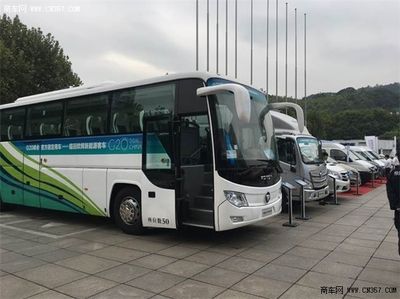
top-left (0, 143), bottom-right (105, 216)
top-left (13, 134), bottom-right (167, 155)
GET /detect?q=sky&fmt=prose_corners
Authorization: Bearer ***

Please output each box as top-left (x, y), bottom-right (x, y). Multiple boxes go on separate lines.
top-left (1, 0), bottom-right (400, 97)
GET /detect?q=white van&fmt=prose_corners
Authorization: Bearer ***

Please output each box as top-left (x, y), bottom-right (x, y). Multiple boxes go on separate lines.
top-left (325, 158), bottom-right (351, 193)
top-left (271, 111), bottom-right (329, 202)
top-left (350, 146), bottom-right (385, 176)
top-left (322, 142), bottom-right (376, 185)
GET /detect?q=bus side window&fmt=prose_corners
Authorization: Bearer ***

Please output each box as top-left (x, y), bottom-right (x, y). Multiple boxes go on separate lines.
top-left (64, 94), bottom-right (108, 137)
top-left (0, 108), bottom-right (25, 141)
top-left (26, 102), bottom-right (62, 138)
top-left (110, 89), bottom-right (141, 134)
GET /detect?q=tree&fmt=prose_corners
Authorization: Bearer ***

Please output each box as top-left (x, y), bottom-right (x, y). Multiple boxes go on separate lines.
top-left (0, 14), bottom-right (82, 105)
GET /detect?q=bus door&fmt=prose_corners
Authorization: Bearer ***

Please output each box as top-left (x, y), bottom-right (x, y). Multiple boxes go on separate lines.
top-left (178, 114), bottom-right (214, 228)
top-left (22, 141), bottom-right (41, 208)
top-left (142, 114), bottom-right (177, 229)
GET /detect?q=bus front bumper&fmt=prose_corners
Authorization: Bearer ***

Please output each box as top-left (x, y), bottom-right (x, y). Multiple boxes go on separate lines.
top-left (217, 193), bottom-right (282, 231)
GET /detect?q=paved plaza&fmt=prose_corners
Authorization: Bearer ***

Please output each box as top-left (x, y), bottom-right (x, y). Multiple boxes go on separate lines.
top-left (0, 185), bottom-right (399, 299)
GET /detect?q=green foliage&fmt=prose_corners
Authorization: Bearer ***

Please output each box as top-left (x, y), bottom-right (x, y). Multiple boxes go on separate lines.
top-left (268, 83), bottom-right (400, 140)
top-left (0, 14), bottom-right (82, 105)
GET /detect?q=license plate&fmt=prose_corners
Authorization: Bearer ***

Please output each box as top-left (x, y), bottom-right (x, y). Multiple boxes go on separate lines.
top-left (262, 208), bottom-right (273, 217)
top-left (319, 190), bottom-right (326, 197)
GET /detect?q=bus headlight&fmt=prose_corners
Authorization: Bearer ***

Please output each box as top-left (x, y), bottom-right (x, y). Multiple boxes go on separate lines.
top-left (224, 191), bottom-right (248, 207)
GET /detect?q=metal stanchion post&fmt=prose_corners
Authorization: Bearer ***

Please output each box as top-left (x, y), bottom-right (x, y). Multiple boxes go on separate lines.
top-left (353, 172), bottom-right (361, 195)
top-left (328, 174), bottom-right (340, 205)
top-left (371, 171), bottom-right (375, 188)
top-left (295, 179), bottom-right (311, 220)
top-left (282, 182), bottom-right (298, 227)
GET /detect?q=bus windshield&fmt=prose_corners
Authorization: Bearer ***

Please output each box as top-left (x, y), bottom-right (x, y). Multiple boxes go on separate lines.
top-left (207, 78), bottom-right (279, 186)
top-left (297, 137), bottom-right (322, 164)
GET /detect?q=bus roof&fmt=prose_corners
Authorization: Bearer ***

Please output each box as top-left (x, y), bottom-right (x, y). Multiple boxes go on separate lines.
top-left (1, 72), bottom-right (260, 110)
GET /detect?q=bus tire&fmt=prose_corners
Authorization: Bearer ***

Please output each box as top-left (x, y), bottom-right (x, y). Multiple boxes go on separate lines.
top-left (113, 187), bottom-right (144, 235)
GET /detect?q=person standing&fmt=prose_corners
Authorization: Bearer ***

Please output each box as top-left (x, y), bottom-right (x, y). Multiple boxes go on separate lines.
top-left (386, 160), bottom-right (400, 256)
top-left (393, 152), bottom-right (399, 166)
top-left (384, 155), bottom-right (392, 177)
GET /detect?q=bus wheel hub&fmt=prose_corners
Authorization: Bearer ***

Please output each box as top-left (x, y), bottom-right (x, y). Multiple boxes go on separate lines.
top-left (120, 197), bottom-right (139, 225)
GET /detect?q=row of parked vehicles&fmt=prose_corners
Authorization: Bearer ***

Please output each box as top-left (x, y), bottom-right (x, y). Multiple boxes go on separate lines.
top-left (271, 109), bottom-right (385, 208)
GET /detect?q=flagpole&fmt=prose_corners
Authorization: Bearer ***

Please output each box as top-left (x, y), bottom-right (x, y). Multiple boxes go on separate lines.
top-left (235, 0), bottom-right (238, 78)
top-left (196, 0), bottom-right (199, 71)
top-left (251, 0), bottom-right (254, 84)
top-left (207, 0), bottom-right (210, 72)
top-left (275, 0), bottom-right (278, 102)
top-left (304, 13), bottom-right (307, 126)
top-left (285, 2), bottom-right (288, 104)
top-left (295, 8), bottom-right (297, 104)
top-left (217, 0), bottom-right (219, 74)
top-left (266, 0), bottom-right (269, 96)
top-left (225, 0), bottom-right (228, 75)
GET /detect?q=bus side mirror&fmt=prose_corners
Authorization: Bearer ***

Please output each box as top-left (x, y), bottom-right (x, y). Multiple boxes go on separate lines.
top-left (197, 84), bottom-right (251, 123)
top-left (269, 102), bottom-right (305, 133)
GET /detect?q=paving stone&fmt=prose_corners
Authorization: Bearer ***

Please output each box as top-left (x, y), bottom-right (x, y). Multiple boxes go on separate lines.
top-left (237, 248), bottom-right (281, 263)
top-left (193, 266), bottom-right (247, 287)
top-left (0, 274), bottom-right (47, 299)
top-left (297, 271), bottom-right (354, 291)
top-left (130, 253), bottom-right (177, 270)
top-left (0, 255), bottom-right (47, 273)
top-left (49, 238), bottom-right (89, 248)
top-left (96, 264), bottom-right (151, 283)
top-left (373, 243), bottom-right (400, 261)
top-left (13, 244), bottom-right (59, 256)
top-left (366, 258), bottom-right (400, 273)
top-left (89, 246), bottom-right (148, 262)
top-left (56, 254), bottom-right (120, 274)
top-left (325, 251), bottom-right (371, 267)
top-left (358, 267), bottom-right (400, 286)
top-left (271, 253), bottom-right (320, 270)
top-left (286, 246), bottom-right (330, 260)
top-left (298, 239), bottom-right (339, 251)
top-left (90, 285), bottom-right (154, 299)
top-left (56, 276), bottom-right (117, 299)
top-left (127, 270), bottom-right (185, 292)
top-left (207, 244), bottom-right (248, 256)
top-left (343, 238), bottom-right (381, 249)
top-left (66, 241), bottom-right (108, 253)
top-left (217, 256), bottom-right (265, 274)
top-left (233, 275), bottom-right (291, 298)
top-left (162, 279), bottom-right (224, 299)
top-left (334, 243), bottom-right (376, 257)
top-left (157, 245), bottom-right (200, 259)
top-left (185, 250), bottom-right (230, 265)
top-left (15, 263), bottom-right (87, 288)
top-left (117, 239), bottom-right (171, 253)
top-left (159, 260), bottom-right (209, 277)
top-left (255, 263), bottom-right (307, 283)
top-left (312, 260), bottom-right (363, 279)
top-left (215, 289), bottom-right (264, 299)
top-left (35, 248), bottom-right (80, 262)
top-left (29, 290), bottom-right (74, 298)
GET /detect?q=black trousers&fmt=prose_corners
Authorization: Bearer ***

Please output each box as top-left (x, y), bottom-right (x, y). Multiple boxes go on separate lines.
top-left (395, 210), bottom-right (400, 255)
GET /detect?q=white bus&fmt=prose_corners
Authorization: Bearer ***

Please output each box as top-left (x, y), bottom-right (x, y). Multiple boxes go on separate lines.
top-left (0, 72), bottom-right (282, 234)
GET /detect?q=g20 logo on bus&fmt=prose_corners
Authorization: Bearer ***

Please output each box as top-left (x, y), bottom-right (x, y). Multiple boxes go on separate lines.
top-left (107, 137), bottom-right (141, 153)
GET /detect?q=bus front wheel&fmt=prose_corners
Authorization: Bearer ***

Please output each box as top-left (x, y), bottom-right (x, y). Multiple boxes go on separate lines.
top-left (113, 187), bottom-right (144, 235)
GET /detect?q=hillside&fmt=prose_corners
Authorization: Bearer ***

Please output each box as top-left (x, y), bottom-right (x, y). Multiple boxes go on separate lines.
top-left (269, 83), bottom-right (400, 140)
